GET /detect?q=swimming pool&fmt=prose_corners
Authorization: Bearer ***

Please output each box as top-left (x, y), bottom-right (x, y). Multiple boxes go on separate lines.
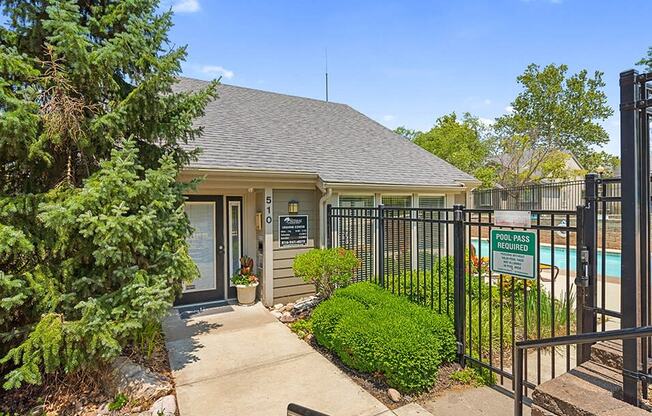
top-left (471, 238), bottom-right (622, 278)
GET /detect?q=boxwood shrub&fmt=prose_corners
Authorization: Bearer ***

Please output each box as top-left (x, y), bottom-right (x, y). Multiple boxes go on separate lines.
top-left (311, 282), bottom-right (456, 393)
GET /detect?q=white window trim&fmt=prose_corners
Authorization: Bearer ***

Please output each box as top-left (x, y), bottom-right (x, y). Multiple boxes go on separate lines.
top-left (184, 201), bottom-right (217, 293)
top-left (227, 199), bottom-right (242, 286)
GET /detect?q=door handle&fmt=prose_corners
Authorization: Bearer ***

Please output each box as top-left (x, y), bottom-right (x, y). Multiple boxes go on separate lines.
top-left (218, 244), bottom-right (225, 254)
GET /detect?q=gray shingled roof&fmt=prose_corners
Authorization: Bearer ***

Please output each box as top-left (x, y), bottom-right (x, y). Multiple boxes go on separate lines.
top-left (174, 77), bottom-right (478, 187)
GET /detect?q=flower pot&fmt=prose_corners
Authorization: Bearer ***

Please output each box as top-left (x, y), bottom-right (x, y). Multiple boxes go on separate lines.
top-left (235, 282), bottom-right (259, 305)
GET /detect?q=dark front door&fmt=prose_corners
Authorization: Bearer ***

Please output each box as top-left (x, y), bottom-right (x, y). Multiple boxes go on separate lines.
top-left (177, 195), bottom-right (226, 305)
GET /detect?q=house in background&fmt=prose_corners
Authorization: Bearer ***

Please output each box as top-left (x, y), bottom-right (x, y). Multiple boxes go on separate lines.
top-left (174, 78), bottom-right (480, 307)
top-left (474, 150), bottom-right (585, 211)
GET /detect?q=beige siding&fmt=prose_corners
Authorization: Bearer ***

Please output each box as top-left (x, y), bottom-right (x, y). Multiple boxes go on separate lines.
top-left (272, 189), bottom-right (319, 303)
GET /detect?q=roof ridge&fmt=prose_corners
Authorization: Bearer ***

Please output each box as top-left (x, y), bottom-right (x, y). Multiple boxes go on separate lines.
top-left (177, 76), bottom-right (348, 107)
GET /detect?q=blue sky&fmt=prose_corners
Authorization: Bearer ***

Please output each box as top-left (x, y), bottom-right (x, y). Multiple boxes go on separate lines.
top-left (166, 0), bottom-right (650, 155)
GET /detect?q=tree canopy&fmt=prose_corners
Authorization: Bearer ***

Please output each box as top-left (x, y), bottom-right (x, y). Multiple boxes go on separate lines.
top-left (639, 47), bottom-right (652, 71)
top-left (406, 64), bottom-right (615, 188)
top-left (411, 113), bottom-right (495, 187)
top-left (491, 64), bottom-right (613, 187)
top-left (0, 0), bottom-right (216, 389)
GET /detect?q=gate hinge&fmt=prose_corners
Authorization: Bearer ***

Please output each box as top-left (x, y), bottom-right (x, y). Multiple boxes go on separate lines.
top-left (574, 247), bottom-right (590, 287)
top-left (457, 342), bottom-right (464, 355)
top-left (620, 98), bottom-right (652, 111)
top-left (623, 368), bottom-right (652, 383)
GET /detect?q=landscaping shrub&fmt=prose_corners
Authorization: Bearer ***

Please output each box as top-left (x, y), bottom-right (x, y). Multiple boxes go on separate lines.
top-left (293, 248), bottom-right (359, 298)
top-left (311, 282), bottom-right (456, 393)
top-left (377, 254), bottom-right (575, 363)
top-left (385, 256), bottom-right (455, 314)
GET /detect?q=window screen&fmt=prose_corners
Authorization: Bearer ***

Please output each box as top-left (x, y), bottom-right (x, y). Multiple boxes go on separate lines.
top-left (419, 196), bottom-right (445, 208)
top-left (339, 195), bottom-right (374, 208)
top-left (382, 195), bottom-right (411, 208)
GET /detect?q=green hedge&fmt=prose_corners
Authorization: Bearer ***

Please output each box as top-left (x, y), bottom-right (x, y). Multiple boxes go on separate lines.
top-left (311, 282), bottom-right (456, 393)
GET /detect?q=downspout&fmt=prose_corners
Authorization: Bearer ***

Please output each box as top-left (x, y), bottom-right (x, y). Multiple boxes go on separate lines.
top-left (317, 181), bottom-right (333, 248)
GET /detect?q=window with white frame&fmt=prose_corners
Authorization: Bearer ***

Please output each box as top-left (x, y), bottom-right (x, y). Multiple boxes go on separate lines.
top-left (419, 196), bottom-right (445, 208)
top-left (338, 195), bottom-right (375, 279)
top-left (417, 196), bottom-right (445, 267)
top-left (228, 200), bottom-right (242, 284)
top-left (382, 195), bottom-right (411, 208)
top-left (339, 195), bottom-right (374, 208)
top-left (478, 191), bottom-right (492, 207)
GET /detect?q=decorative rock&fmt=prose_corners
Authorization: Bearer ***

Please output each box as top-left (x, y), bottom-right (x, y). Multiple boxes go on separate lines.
top-left (280, 312), bottom-right (296, 323)
top-left (273, 303), bottom-right (284, 310)
top-left (293, 296), bottom-right (321, 312)
top-left (388, 388), bottom-right (402, 403)
top-left (148, 394), bottom-right (177, 416)
top-left (281, 303), bottom-right (295, 312)
top-left (271, 310), bottom-right (283, 319)
top-left (109, 356), bottom-right (172, 403)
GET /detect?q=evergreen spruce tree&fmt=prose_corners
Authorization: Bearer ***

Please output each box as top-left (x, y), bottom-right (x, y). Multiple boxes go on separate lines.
top-left (0, 0), bottom-right (217, 389)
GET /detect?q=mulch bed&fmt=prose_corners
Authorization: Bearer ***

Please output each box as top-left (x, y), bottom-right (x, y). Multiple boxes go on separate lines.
top-left (0, 333), bottom-right (174, 416)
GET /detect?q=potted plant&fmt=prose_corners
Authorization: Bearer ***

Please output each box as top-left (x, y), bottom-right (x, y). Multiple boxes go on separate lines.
top-left (231, 256), bottom-right (259, 305)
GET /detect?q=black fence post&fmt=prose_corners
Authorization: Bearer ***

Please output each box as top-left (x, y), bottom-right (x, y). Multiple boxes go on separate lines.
top-left (377, 204), bottom-right (385, 288)
top-left (619, 69), bottom-right (646, 406)
top-left (453, 204), bottom-right (466, 364)
top-left (576, 173), bottom-right (598, 364)
top-left (326, 204), bottom-right (332, 249)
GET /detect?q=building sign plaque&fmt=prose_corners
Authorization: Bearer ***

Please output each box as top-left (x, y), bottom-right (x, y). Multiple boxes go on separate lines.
top-left (279, 215), bottom-right (308, 247)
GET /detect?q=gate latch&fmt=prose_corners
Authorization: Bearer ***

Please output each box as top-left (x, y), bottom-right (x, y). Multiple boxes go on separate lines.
top-left (575, 247), bottom-right (590, 287)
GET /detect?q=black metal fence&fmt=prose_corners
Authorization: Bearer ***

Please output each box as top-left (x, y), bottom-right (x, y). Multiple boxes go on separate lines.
top-left (327, 69), bottom-right (650, 410)
top-left (327, 203), bottom-right (585, 389)
top-left (327, 206), bottom-right (456, 316)
top-left (472, 180), bottom-right (586, 212)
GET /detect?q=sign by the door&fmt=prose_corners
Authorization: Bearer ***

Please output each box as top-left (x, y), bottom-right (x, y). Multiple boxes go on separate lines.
top-left (490, 229), bottom-right (537, 280)
top-left (279, 215), bottom-right (308, 247)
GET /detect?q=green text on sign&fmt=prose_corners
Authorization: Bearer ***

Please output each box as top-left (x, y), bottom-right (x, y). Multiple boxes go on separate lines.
top-left (490, 229), bottom-right (537, 280)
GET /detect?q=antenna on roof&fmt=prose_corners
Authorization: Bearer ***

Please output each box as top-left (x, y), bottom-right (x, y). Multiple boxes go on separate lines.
top-left (325, 48), bottom-right (329, 102)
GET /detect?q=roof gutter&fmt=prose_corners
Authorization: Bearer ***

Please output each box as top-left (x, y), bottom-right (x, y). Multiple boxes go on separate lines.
top-left (316, 180), bottom-right (333, 249)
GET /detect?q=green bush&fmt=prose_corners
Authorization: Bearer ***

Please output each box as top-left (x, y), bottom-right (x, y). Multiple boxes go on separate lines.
top-left (384, 258), bottom-right (575, 362)
top-left (293, 248), bottom-right (359, 298)
top-left (311, 282), bottom-right (456, 393)
top-left (385, 256), bottom-right (455, 314)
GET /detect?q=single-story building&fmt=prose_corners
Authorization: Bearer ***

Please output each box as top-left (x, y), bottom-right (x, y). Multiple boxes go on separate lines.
top-left (174, 77), bottom-right (479, 307)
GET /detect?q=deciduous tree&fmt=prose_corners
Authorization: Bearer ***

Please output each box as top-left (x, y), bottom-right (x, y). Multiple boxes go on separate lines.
top-left (492, 64), bottom-right (613, 187)
top-left (413, 113), bottom-right (496, 187)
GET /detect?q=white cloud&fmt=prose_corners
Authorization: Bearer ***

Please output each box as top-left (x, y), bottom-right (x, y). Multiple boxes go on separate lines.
top-left (479, 117), bottom-right (495, 126)
top-left (173, 0), bottom-right (200, 13)
top-left (200, 65), bottom-right (234, 79)
top-left (383, 115), bottom-right (396, 122)
top-left (483, 99), bottom-right (492, 105)
top-left (505, 105), bottom-right (514, 114)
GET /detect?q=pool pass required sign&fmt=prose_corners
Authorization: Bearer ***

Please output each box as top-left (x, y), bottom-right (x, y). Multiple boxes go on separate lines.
top-left (490, 229), bottom-right (537, 280)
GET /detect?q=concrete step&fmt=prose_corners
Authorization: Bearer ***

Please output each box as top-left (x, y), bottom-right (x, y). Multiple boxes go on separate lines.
top-left (531, 361), bottom-right (649, 416)
top-left (591, 340), bottom-right (623, 370)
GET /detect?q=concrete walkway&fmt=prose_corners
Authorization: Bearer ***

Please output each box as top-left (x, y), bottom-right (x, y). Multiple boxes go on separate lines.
top-left (421, 385), bottom-right (530, 416)
top-left (163, 302), bottom-right (390, 416)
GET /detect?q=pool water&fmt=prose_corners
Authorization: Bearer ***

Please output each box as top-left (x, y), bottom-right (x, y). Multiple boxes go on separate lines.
top-left (471, 238), bottom-right (622, 278)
